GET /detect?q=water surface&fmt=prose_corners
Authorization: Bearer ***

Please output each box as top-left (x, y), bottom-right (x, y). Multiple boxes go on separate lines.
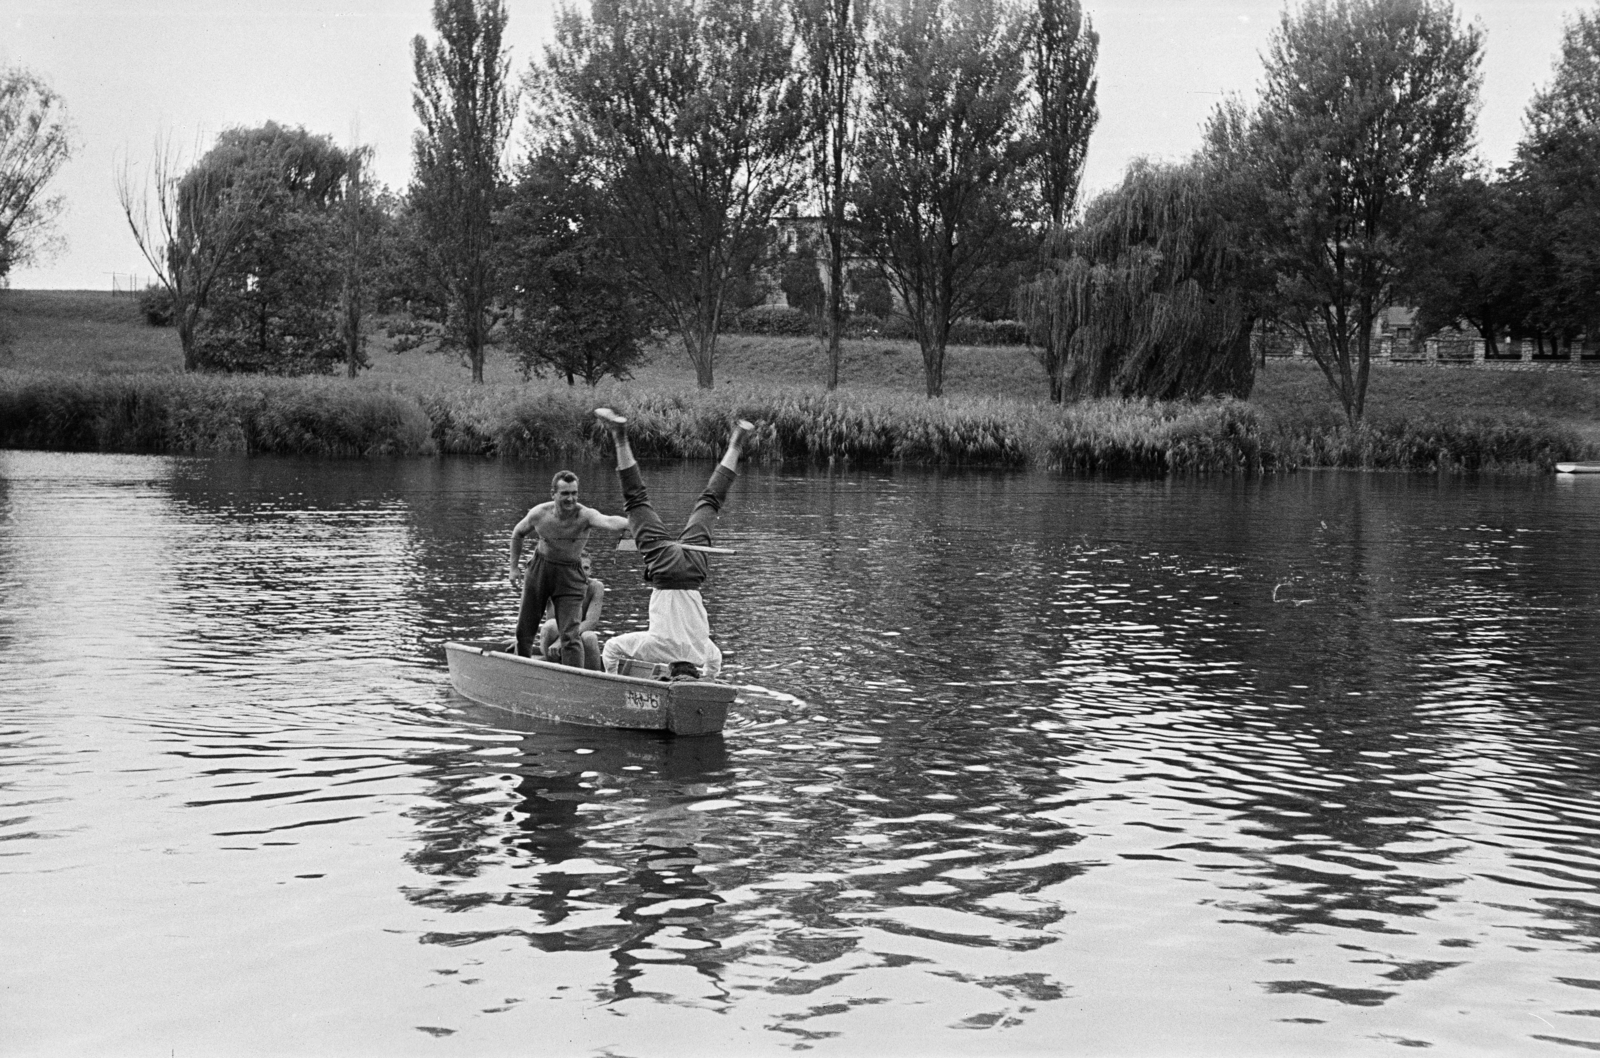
top-left (3, 450), bottom-right (1600, 1056)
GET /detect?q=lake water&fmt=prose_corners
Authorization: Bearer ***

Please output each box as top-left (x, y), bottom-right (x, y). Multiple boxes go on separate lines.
top-left (3, 449), bottom-right (1600, 1057)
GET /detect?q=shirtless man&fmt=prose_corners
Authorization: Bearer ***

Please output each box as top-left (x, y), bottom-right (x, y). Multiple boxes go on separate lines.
top-left (509, 471), bottom-right (628, 664)
top-left (593, 408), bottom-right (754, 679)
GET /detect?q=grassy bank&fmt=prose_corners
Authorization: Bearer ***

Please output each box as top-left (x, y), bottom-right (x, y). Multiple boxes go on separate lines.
top-left (2, 368), bottom-right (1588, 472)
top-left (3, 290), bottom-right (1596, 472)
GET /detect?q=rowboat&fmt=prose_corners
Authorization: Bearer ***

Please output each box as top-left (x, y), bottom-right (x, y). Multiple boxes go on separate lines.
top-left (1556, 462), bottom-right (1600, 474)
top-left (443, 640), bottom-right (737, 736)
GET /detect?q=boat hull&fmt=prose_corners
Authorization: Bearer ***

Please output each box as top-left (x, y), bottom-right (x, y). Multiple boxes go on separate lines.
top-left (443, 640), bottom-right (735, 736)
top-left (1556, 462), bottom-right (1600, 474)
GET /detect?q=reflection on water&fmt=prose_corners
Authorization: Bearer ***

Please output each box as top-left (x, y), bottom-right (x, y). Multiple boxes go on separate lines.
top-left (3, 450), bottom-right (1600, 1055)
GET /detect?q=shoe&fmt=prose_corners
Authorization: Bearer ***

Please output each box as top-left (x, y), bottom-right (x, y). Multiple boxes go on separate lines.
top-left (594, 407), bottom-right (627, 426)
top-left (730, 419), bottom-right (756, 447)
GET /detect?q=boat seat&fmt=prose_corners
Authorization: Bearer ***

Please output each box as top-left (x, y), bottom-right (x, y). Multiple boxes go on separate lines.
top-left (612, 657), bottom-right (673, 680)
top-left (610, 658), bottom-right (704, 681)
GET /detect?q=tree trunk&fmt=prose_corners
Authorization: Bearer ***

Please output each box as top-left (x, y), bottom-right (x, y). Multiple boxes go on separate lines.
top-left (469, 336), bottom-right (484, 384)
top-left (824, 226), bottom-right (845, 391)
top-left (921, 338), bottom-right (946, 398)
top-left (683, 328), bottom-right (716, 389)
top-left (179, 303), bottom-right (201, 373)
top-left (1353, 305), bottom-right (1372, 424)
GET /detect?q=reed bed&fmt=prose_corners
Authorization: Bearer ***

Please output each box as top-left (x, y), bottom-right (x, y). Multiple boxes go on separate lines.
top-left (2, 368), bottom-right (1592, 473)
top-left (0, 372), bottom-right (434, 457)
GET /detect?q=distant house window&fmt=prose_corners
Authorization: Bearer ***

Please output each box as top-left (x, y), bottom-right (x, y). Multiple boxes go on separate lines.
top-left (1395, 326), bottom-right (1411, 343)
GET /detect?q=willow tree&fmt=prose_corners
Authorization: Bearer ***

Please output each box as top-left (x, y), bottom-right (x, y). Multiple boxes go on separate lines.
top-left (1017, 159), bottom-right (1259, 401)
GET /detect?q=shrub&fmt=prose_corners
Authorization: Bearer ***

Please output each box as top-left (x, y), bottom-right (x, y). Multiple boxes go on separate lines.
top-left (731, 305), bottom-right (815, 337)
top-left (138, 285), bottom-right (175, 327)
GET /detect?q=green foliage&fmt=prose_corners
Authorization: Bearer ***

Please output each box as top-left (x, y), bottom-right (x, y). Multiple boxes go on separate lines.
top-left (849, 269), bottom-right (894, 318)
top-left (408, 0), bottom-right (516, 383)
top-left (1018, 159), bottom-right (1261, 404)
top-left (851, 0), bottom-right (1039, 397)
top-left (1026, 0), bottom-right (1099, 228)
top-left (138, 284), bottom-right (174, 327)
top-left (794, 0), bottom-right (868, 389)
top-left (537, 0), bottom-right (808, 389)
top-left (732, 305), bottom-right (815, 337)
top-left (1501, 7), bottom-right (1600, 346)
top-left (182, 124), bottom-right (355, 376)
top-left (779, 248), bottom-right (827, 320)
top-left (0, 372), bottom-right (433, 456)
top-left (500, 154), bottom-right (652, 386)
top-left (6, 368), bottom-right (1588, 473)
top-left (1400, 174), bottom-right (1516, 353)
top-left (1227, 0), bottom-right (1484, 424)
top-left (0, 65), bottom-right (75, 283)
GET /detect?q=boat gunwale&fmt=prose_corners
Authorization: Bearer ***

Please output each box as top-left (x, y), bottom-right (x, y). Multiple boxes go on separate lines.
top-left (444, 639), bottom-right (737, 696)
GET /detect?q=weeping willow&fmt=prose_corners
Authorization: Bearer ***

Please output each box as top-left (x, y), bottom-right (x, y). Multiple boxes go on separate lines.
top-left (1019, 159), bottom-right (1257, 403)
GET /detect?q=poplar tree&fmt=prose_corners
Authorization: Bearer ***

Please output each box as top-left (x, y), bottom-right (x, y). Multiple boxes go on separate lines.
top-left (795, 0), bottom-right (866, 391)
top-left (409, 0), bottom-right (516, 383)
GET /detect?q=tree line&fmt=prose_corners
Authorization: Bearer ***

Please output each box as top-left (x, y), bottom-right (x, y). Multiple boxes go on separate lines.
top-left (6, 0), bottom-right (1597, 425)
top-left (111, 0), bottom-right (1100, 395)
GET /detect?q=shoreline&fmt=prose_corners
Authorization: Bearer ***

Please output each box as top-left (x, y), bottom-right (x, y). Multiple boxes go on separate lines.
top-left (1, 368), bottom-right (1588, 474)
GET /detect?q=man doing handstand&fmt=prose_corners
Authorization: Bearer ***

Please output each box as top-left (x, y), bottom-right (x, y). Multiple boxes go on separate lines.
top-left (593, 408), bottom-right (754, 680)
top-left (509, 471), bottom-right (629, 664)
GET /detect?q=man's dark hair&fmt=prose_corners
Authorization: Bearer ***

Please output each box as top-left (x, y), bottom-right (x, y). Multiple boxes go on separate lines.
top-left (551, 470), bottom-right (578, 492)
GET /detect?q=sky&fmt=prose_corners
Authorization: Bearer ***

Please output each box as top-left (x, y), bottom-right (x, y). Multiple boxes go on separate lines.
top-left (0, 0), bottom-right (1583, 290)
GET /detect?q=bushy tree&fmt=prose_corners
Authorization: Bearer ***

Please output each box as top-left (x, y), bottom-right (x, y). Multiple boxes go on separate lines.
top-left (1502, 6), bottom-right (1600, 350)
top-left (408, 0), bottom-right (517, 383)
top-left (500, 154), bottom-right (651, 386)
top-left (1232, 0), bottom-right (1483, 424)
top-left (851, 0), bottom-right (1037, 397)
top-left (1399, 172), bottom-right (1518, 355)
top-left (0, 65), bottom-right (75, 285)
top-left (537, 0), bottom-right (808, 389)
top-left (780, 243), bottom-right (828, 319)
top-left (187, 124), bottom-right (354, 375)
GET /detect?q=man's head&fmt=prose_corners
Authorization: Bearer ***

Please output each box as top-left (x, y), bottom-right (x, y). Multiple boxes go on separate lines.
top-left (551, 471), bottom-right (579, 513)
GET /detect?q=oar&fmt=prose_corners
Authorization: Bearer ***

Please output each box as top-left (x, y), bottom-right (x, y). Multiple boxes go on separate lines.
top-left (615, 537), bottom-right (736, 555)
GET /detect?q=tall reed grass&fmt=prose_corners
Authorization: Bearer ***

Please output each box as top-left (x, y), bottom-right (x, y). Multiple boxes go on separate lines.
top-left (1, 369), bottom-right (1591, 473)
top-left (0, 372), bottom-right (434, 456)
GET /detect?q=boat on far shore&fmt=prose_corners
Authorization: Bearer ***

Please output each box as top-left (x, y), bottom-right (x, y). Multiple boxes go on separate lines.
top-left (1556, 462), bottom-right (1600, 474)
top-left (443, 640), bottom-right (736, 736)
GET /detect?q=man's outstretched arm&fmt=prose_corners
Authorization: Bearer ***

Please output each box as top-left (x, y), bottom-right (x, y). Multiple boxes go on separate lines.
top-left (585, 509), bottom-right (631, 534)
